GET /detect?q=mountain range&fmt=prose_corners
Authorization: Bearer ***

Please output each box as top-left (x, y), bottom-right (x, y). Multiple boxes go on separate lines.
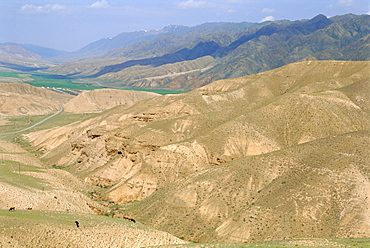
top-left (1, 11), bottom-right (370, 247)
top-left (1, 14), bottom-right (368, 92)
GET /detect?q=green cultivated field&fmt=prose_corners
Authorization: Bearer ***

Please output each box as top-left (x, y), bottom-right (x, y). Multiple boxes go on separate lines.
top-left (0, 71), bottom-right (24, 78)
top-left (28, 73), bottom-right (101, 90)
top-left (0, 70), bottom-right (184, 94)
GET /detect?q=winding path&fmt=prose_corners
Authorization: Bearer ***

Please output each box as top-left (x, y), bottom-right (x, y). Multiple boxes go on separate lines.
top-left (0, 105), bottom-right (64, 135)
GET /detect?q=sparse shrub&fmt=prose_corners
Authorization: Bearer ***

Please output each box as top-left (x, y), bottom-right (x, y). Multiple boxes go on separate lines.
top-left (52, 165), bottom-right (64, 169)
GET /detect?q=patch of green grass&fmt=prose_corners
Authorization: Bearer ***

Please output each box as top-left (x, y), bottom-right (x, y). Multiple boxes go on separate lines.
top-left (334, 238), bottom-right (370, 247)
top-left (145, 238), bottom-right (370, 247)
top-left (0, 112), bottom-right (97, 143)
top-left (1, 135), bottom-right (33, 151)
top-left (28, 74), bottom-right (101, 90)
top-left (0, 161), bottom-right (48, 190)
top-left (0, 69), bottom-right (186, 94)
top-left (28, 80), bottom-right (100, 90)
top-left (0, 115), bottom-right (48, 134)
top-left (0, 70), bottom-right (100, 90)
top-left (57, 112), bottom-right (98, 124)
top-left (51, 165), bottom-right (65, 170)
top-left (0, 209), bottom-right (128, 226)
top-left (28, 112), bottom-right (97, 131)
top-left (0, 71), bottom-right (24, 78)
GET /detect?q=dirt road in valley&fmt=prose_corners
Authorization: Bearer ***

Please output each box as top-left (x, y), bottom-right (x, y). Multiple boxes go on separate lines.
top-left (0, 105), bottom-right (63, 135)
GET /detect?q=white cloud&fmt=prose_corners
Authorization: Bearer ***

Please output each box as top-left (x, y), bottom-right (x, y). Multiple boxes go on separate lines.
top-left (259, 15), bottom-right (275, 23)
top-left (90, 0), bottom-right (110, 9)
top-left (178, 0), bottom-right (207, 9)
top-left (262, 8), bottom-right (275, 13)
top-left (227, 9), bottom-right (236, 13)
top-left (20, 4), bottom-right (68, 14)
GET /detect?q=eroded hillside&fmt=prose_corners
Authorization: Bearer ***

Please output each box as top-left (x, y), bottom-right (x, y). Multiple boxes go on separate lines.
top-left (24, 60), bottom-right (370, 242)
top-left (0, 82), bottom-right (72, 116)
top-left (0, 132), bottom-right (187, 247)
top-left (131, 131), bottom-right (370, 242)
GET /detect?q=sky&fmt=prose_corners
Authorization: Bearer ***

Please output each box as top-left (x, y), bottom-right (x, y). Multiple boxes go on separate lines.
top-left (0, 0), bottom-right (369, 52)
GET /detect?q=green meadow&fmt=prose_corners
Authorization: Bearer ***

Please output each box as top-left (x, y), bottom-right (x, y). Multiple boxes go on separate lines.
top-left (0, 160), bottom-right (48, 190)
top-left (0, 70), bottom-right (184, 94)
top-left (0, 71), bottom-right (24, 78)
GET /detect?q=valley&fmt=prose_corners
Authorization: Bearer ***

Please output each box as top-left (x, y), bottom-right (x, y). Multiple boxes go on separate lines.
top-left (0, 87), bottom-right (188, 247)
top-left (0, 58), bottom-right (369, 247)
top-left (0, 12), bottom-right (369, 247)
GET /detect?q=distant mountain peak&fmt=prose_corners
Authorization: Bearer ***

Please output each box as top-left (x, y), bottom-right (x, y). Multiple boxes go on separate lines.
top-left (163, 24), bottom-right (189, 32)
top-left (308, 14), bottom-right (330, 23)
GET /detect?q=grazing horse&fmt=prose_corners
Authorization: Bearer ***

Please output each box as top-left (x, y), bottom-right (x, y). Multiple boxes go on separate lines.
top-left (9, 207), bottom-right (15, 211)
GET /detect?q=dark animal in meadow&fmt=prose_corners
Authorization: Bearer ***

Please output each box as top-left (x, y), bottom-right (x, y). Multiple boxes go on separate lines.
top-left (123, 216), bottom-right (136, 223)
top-left (26, 207), bottom-right (32, 210)
top-left (75, 221), bottom-right (79, 227)
top-left (9, 207), bottom-right (15, 211)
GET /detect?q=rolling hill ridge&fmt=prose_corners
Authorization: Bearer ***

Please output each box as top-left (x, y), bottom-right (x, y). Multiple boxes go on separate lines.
top-left (24, 60), bottom-right (370, 242)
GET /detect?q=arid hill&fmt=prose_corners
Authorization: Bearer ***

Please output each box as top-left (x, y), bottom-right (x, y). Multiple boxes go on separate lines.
top-left (0, 211), bottom-right (188, 248)
top-left (24, 61), bottom-right (370, 243)
top-left (0, 82), bottom-right (160, 116)
top-left (63, 89), bottom-right (159, 113)
top-left (0, 138), bottom-right (188, 247)
top-left (0, 83), bottom-right (72, 116)
top-left (0, 139), bottom-right (100, 213)
top-left (131, 130), bottom-right (370, 243)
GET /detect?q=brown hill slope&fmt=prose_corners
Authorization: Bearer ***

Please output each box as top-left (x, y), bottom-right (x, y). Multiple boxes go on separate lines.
top-left (63, 88), bottom-right (159, 113)
top-left (131, 130), bottom-right (370, 242)
top-left (0, 83), bottom-right (158, 117)
top-left (0, 83), bottom-right (72, 116)
top-left (0, 139), bottom-right (100, 213)
top-left (24, 61), bottom-right (370, 242)
top-left (0, 211), bottom-right (188, 248)
top-left (0, 139), bottom-right (188, 248)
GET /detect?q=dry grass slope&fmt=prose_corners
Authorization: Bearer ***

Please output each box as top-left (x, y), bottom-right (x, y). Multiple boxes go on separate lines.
top-left (0, 210), bottom-right (188, 248)
top-left (63, 89), bottom-right (159, 113)
top-left (23, 61), bottom-right (370, 243)
top-left (0, 140), bottom-right (188, 247)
